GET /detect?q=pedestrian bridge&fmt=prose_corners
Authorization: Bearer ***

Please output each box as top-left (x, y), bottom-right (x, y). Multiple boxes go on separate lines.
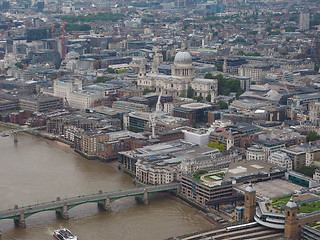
top-left (0, 183), bottom-right (179, 228)
top-left (0, 126), bottom-right (46, 142)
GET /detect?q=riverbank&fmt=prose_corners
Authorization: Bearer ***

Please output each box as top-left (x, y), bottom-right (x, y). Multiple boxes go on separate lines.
top-left (0, 121), bottom-right (219, 230)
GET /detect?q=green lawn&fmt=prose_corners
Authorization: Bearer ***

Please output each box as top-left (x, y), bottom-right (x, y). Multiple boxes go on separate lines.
top-left (271, 195), bottom-right (292, 207)
top-left (203, 172), bottom-right (225, 181)
top-left (298, 201), bottom-right (320, 213)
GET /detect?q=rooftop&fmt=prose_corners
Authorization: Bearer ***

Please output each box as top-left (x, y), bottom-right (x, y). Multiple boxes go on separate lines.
top-left (236, 179), bottom-right (302, 200)
top-left (180, 102), bottom-right (212, 110)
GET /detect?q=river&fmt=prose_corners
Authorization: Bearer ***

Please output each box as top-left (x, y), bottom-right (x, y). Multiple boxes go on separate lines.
top-left (0, 127), bottom-right (214, 240)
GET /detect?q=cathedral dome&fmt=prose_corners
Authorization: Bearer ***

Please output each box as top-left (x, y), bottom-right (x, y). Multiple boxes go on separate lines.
top-left (174, 51), bottom-right (192, 65)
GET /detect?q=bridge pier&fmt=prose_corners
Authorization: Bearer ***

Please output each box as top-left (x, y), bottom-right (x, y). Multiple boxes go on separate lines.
top-left (14, 132), bottom-right (18, 143)
top-left (56, 203), bottom-right (69, 219)
top-left (14, 212), bottom-right (26, 228)
top-left (98, 197), bottom-right (111, 212)
top-left (135, 189), bottom-right (149, 205)
top-left (143, 189), bottom-right (148, 205)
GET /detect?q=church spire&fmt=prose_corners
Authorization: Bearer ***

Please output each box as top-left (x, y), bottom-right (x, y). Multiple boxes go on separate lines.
top-left (151, 49), bottom-right (159, 74)
top-left (139, 59), bottom-right (146, 78)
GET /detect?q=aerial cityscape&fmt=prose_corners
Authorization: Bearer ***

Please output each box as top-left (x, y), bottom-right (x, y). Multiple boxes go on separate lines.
top-left (0, 0), bottom-right (320, 239)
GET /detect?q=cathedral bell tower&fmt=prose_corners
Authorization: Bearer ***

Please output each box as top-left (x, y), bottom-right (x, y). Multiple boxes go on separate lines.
top-left (243, 182), bottom-right (256, 223)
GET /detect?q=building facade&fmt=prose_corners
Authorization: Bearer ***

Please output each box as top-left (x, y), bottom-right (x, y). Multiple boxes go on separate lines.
top-left (137, 46), bottom-right (218, 102)
top-left (268, 151), bottom-right (292, 170)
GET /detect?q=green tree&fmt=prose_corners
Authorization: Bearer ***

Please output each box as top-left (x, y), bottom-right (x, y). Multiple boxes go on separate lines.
top-left (247, 30), bottom-right (258, 35)
top-left (204, 72), bottom-right (213, 79)
top-left (65, 23), bottom-right (91, 31)
top-left (143, 88), bottom-right (156, 95)
top-left (268, 30), bottom-right (281, 36)
top-left (207, 141), bottom-right (224, 152)
top-left (96, 76), bottom-right (111, 83)
top-left (142, 17), bottom-right (155, 23)
top-left (15, 62), bottom-right (23, 69)
top-left (306, 131), bottom-right (320, 142)
top-left (236, 89), bottom-right (245, 98)
top-left (295, 166), bottom-right (316, 178)
top-left (206, 94), bottom-right (211, 102)
top-left (118, 69), bottom-right (127, 74)
top-left (232, 37), bottom-right (246, 43)
top-left (236, 50), bottom-right (245, 56)
top-left (193, 169), bottom-right (208, 181)
top-left (193, 96), bottom-right (203, 102)
top-left (107, 67), bottom-right (116, 73)
top-left (216, 64), bottom-right (223, 72)
top-left (179, 92), bottom-right (185, 97)
top-left (218, 100), bottom-right (228, 109)
top-left (187, 86), bottom-right (194, 98)
top-left (280, 51), bottom-right (288, 56)
top-left (61, 12), bottom-right (124, 23)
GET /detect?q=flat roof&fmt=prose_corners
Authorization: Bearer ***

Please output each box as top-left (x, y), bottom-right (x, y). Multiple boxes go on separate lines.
top-left (236, 179), bottom-right (302, 200)
top-left (225, 161), bottom-right (277, 181)
top-left (180, 102), bottom-right (212, 109)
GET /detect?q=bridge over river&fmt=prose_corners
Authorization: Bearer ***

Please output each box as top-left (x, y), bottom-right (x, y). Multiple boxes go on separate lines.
top-left (0, 126), bottom-right (46, 142)
top-left (0, 183), bottom-right (179, 228)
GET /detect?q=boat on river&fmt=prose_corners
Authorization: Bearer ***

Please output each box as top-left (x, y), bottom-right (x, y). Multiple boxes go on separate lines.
top-left (53, 228), bottom-right (77, 240)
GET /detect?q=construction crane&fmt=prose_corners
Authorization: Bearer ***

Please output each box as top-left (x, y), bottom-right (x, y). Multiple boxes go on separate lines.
top-left (61, 20), bottom-right (66, 60)
top-left (149, 92), bottom-right (162, 139)
top-left (51, 24), bottom-right (55, 50)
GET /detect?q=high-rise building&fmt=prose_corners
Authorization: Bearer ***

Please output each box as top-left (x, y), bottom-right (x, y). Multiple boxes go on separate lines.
top-left (299, 12), bottom-right (310, 30)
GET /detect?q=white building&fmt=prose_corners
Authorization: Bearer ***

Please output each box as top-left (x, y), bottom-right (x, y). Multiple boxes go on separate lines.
top-left (268, 151), bottom-right (292, 170)
top-left (182, 128), bottom-right (210, 146)
top-left (52, 79), bottom-right (104, 110)
top-left (313, 168), bottom-right (320, 182)
top-left (137, 44), bottom-right (218, 102)
top-left (246, 145), bottom-right (266, 161)
top-left (180, 149), bottom-right (242, 174)
top-left (246, 140), bottom-right (286, 162)
top-left (299, 12), bottom-right (310, 30)
top-left (135, 160), bottom-right (181, 185)
top-left (238, 64), bottom-right (269, 85)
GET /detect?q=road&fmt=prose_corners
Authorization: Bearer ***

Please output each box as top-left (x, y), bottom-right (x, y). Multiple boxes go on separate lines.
top-left (0, 183), bottom-right (179, 219)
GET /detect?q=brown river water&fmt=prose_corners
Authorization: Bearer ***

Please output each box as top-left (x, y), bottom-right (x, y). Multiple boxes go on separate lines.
top-left (0, 126), bottom-right (213, 240)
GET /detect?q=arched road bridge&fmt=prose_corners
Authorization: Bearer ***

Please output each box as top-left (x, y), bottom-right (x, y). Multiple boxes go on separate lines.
top-left (0, 183), bottom-right (179, 228)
